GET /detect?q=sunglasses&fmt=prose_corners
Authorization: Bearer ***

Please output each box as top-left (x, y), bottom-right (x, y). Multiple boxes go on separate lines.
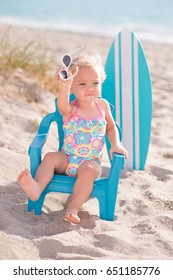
top-left (59, 44), bottom-right (84, 81)
top-left (59, 54), bottom-right (76, 80)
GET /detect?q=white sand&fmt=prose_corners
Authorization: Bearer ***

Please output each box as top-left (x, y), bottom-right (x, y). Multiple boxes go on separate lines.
top-left (0, 25), bottom-right (173, 260)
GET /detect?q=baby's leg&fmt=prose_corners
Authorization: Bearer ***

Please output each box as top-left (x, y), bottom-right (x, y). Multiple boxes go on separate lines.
top-left (17, 151), bottom-right (68, 201)
top-left (64, 160), bottom-right (102, 223)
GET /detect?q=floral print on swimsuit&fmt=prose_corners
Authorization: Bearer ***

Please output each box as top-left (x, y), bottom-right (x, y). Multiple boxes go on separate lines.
top-left (62, 100), bottom-right (107, 175)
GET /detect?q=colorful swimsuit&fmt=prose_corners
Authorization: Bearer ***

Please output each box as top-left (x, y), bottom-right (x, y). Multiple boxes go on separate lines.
top-left (62, 100), bottom-right (107, 176)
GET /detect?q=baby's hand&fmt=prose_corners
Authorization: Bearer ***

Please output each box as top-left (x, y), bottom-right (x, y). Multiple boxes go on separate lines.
top-left (55, 68), bottom-right (73, 88)
top-left (110, 144), bottom-right (128, 159)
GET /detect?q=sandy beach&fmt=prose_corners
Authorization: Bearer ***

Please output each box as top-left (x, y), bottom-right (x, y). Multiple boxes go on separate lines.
top-left (0, 24), bottom-right (173, 260)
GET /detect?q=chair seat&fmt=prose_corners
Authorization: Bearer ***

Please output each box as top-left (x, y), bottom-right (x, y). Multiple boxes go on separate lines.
top-left (42, 173), bottom-right (107, 195)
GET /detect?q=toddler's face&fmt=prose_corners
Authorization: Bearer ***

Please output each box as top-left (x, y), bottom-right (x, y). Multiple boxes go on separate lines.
top-left (71, 66), bottom-right (102, 102)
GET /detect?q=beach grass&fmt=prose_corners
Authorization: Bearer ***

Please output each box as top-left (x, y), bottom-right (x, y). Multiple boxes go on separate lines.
top-left (0, 31), bottom-right (59, 94)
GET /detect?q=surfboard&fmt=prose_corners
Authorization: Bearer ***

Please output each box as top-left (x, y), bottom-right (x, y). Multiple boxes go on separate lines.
top-left (102, 28), bottom-right (152, 170)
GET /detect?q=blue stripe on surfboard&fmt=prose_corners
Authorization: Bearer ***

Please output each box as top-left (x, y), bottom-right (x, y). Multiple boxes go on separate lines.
top-left (118, 32), bottom-right (123, 130)
top-left (138, 43), bottom-right (152, 169)
top-left (102, 42), bottom-right (116, 110)
top-left (102, 41), bottom-right (116, 158)
top-left (131, 32), bottom-right (136, 169)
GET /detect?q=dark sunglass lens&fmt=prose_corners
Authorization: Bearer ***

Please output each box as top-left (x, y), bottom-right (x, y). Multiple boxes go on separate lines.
top-left (59, 70), bottom-right (68, 80)
top-left (62, 55), bottom-right (71, 68)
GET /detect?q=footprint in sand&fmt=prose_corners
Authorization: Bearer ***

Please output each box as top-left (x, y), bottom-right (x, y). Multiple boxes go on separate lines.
top-left (132, 221), bottom-right (157, 235)
top-left (163, 152), bottom-right (173, 159)
top-left (149, 166), bottom-right (173, 182)
top-left (144, 191), bottom-right (173, 211)
top-left (0, 214), bottom-right (9, 230)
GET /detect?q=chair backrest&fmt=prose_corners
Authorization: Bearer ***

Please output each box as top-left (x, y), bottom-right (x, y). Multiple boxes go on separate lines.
top-left (54, 99), bottom-right (64, 151)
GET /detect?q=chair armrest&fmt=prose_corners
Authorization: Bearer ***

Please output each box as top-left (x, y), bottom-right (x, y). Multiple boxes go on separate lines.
top-left (108, 152), bottom-right (125, 182)
top-left (28, 134), bottom-right (48, 177)
top-left (29, 133), bottom-right (48, 150)
top-left (28, 112), bottom-right (56, 177)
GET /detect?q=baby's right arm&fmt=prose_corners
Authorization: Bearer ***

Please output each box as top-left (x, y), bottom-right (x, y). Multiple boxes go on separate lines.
top-left (55, 68), bottom-right (73, 117)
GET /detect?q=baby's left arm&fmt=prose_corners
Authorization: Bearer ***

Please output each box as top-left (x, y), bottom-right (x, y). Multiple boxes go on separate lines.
top-left (100, 99), bottom-right (128, 159)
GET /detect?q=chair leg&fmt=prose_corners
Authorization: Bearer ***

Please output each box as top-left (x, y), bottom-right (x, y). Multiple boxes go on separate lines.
top-left (105, 155), bottom-right (124, 221)
top-left (96, 194), bottom-right (108, 220)
top-left (106, 180), bottom-right (119, 221)
top-left (27, 193), bottom-right (46, 215)
top-left (28, 199), bottom-right (37, 212)
top-left (34, 193), bottom-right (46, 215)
top-left (106, 197), bottom-right (117, 221)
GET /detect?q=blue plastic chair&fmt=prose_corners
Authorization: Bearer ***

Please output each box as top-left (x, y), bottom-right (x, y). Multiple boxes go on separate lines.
top-left (27, 96), bottom-right (125, 221)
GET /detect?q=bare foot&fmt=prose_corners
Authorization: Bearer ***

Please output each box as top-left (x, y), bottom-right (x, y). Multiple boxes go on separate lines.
top-left (64, 209), bottom-right (80, 224)
top-left (17, 169), bottom-right (41, 201)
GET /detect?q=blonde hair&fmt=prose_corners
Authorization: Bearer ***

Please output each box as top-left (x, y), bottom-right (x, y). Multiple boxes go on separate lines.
top-left (69, 54), bottom-right (106, 83)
